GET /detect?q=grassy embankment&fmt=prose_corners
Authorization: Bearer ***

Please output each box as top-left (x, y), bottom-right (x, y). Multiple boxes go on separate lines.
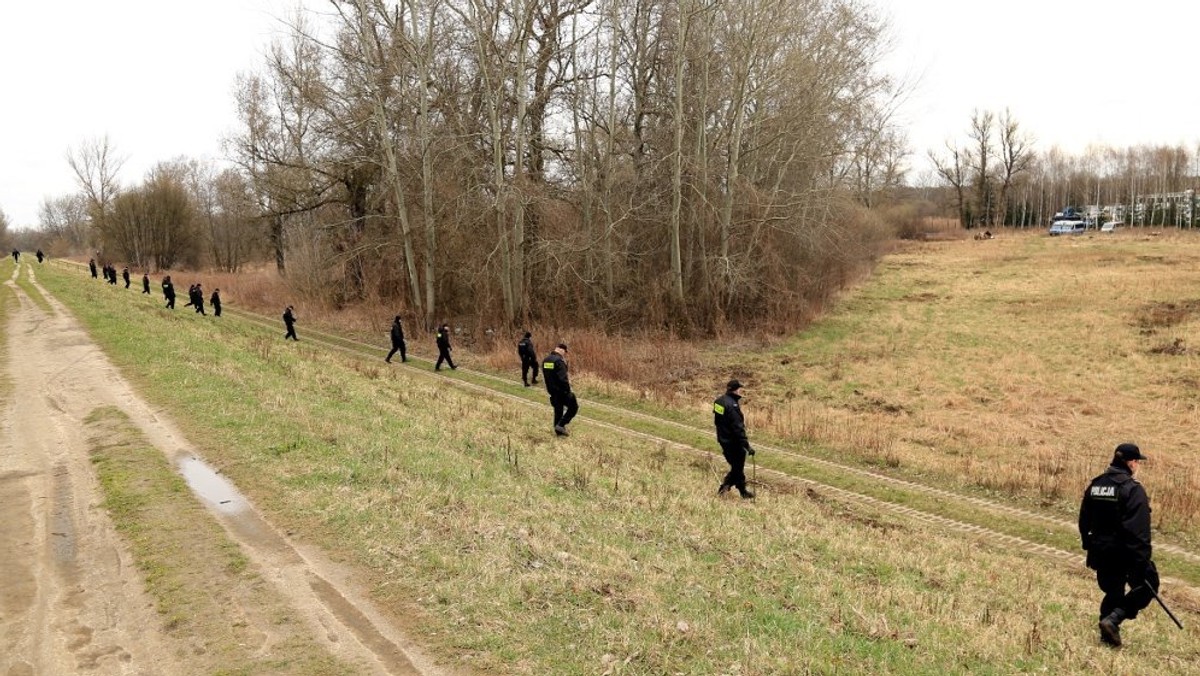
top-left (39, 259), bottom-right (1200, 674)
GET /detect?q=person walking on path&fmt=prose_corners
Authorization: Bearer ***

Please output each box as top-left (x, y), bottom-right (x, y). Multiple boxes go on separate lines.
top-left (713, 379), bottom-right (755, 499)
top-left (434, 323), bottom-right (456, 370)
top-left (162, 275), bottom-right (176, 309)
top-left (1079, 442), bottom-right (1159, 647)
top-left (385, 316), bottom-right (407, 363)
top-left (11, 249), bottom-right (18, 263)
top-left (89, 258), bottom-right (98, 279)
top-left (542, 343), bottom-right (578, 436)
top-left (142, 273), bottom-right (150, 294)
top-left (283, 306), bottom-right (298, 341)
top-left (193, 283), bottom-right (206, 315)
top-left (210, 288), bottom-right (221, 317)
top-left (518, 332), bottom-right (539, 387)
top-left (122, 267), bottom-right (131, 289)
top-left (35, 249), bottom-right (44, 263)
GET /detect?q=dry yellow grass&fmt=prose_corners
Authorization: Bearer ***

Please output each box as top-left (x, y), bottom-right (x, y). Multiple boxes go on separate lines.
top-left (688, 229), bottom-right (1200, 542)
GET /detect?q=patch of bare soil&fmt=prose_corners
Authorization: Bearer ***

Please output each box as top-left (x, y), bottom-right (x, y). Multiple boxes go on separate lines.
top-left (1133, 299), bottom-right (1200, 330)
top-left (0, 264), bottom-right (454, 676)
top-left (1148, 338), bottom-right (1191, 356)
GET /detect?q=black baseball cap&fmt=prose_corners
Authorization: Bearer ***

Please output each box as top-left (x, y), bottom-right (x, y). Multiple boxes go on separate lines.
top-left (727, 379), bottom-right (743, 391)
top-left (1115, 443), bottom-right (1147, 461)
top-left (557, 343), bottom-right (569, 351)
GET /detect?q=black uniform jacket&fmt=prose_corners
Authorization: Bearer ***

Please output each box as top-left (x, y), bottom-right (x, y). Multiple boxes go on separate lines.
top-left (518, 338), bottom-right (537, 361)
top-left (436, 328), bottom-right (451, 351)
top-left (542, 352), bottom-right (571, 396)
top-left (1078, 464), bottom-right (1152, 571)
top-left (391, 322), bottom-right (405, 346)
top-left (713, 392), bottom-right (748, 450)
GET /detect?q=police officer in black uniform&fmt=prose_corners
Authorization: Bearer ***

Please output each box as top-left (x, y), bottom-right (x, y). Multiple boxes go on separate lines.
top-left (283, 306), bottom-right (298, 340)
top-left (542, 343), bottom-right (578, 436)
top-left (122, 267), bottom-right (130, 288)
top-left (142, 273), bottom-right (151, 294)
top-left (434, 323), bottom-right (456, 370)
top-left (89, 258), bottom-right (98, 279)
top-left (518, 331), bottom-right (538, 386)
top-left (35, 249), bottom-right (44, 264)
top-left (386, 316), bottom-right (407, 363)
top-left (162, 275), bottom-right (176, 309)
top-left (714, 379), bottom-right (755, 499)
top-left (211, 288), bottom-right (222, 317)
top-left (193, 283), bottom-right (206, 315)
top-left (1078, 442), bottom-right (1158, 647)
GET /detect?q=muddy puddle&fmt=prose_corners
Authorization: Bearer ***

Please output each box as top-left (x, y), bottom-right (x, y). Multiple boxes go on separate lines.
top-left (178, 456), bottom-right (247, 515)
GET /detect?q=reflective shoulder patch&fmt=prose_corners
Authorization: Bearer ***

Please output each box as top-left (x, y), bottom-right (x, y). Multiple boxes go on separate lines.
top-left (713, 403), bottom-right (725, 414)
top-left (544, 362), bottom-right (555, 369)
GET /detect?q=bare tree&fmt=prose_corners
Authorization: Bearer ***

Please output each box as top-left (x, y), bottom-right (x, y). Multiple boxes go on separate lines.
top-left (66, 136), bottom-right (125, 246)
top-left (931, 142), bottom-right (969, 227)
top-left (967, 109), bottom-right (994, 228)
top-left (997, 109), bottom-right (1033, 226)
top-left (38, 195), bottom-right (91, 252)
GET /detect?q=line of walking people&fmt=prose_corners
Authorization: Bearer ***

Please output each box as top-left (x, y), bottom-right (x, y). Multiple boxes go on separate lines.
top-left (88, 258), bottom-right (222, 317)
top-left (81, 256), bottom-right (745, 508)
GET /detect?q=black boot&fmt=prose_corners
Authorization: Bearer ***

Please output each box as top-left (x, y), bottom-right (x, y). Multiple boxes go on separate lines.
top-left (1099, 608), bottom-right (1125, 647)
top-left (739, 488), bottom-right (755, 499)
top-left (717, 483), bottom-right (731, 495)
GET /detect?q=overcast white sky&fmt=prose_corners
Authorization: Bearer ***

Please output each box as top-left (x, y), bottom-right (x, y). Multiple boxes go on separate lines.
top-left (2, 1), bottom-right (1198, 227)
top-left (880, 1), bottom-right (1200, 182)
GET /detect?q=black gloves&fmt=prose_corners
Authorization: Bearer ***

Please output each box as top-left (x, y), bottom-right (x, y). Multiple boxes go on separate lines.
top-left (746, 446), bottom-right (755, 456)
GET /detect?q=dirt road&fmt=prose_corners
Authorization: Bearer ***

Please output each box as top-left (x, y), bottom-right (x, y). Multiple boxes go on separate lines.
top-left (0, 264), bottom-right (448, 675)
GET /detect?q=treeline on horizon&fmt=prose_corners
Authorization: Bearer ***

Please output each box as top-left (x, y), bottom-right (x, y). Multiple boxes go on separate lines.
top-left (11, 1), bottom-right (1200, 334)
top-left (926, 109), bottom-right (1200, 231)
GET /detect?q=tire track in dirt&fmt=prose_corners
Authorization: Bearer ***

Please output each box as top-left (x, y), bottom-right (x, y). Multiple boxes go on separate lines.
top-left (15, 263), bottom-right (452, 676)
top-left (1, 266), bottom-right (158, 675)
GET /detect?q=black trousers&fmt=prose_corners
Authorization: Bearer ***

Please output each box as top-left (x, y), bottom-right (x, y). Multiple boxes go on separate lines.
top-left (386, 342), bottom-right (407, 362)
top-left (285, 323), bottom-right (298, 340)
top-left (720, 441), bottom-right (747, 492)
top-left (521, 357), bottom-right (539, 384)
top-left (435, 347), bottom-right (455, 369)
top-left (213, 302), bottom-right (221, 317)
top-left (1096, 560), bottom-right (1159, 621)
top-left (550, 392), bottom-right (578, 428)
